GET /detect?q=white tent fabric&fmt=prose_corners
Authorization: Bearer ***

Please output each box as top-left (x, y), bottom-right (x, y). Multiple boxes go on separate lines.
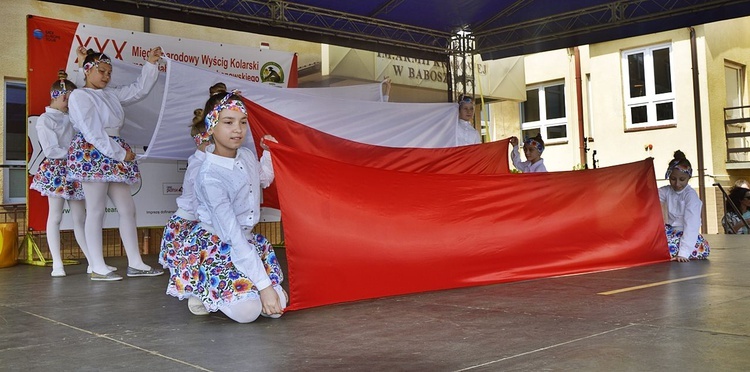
top-left (111, 58), bottom-right (460, 160)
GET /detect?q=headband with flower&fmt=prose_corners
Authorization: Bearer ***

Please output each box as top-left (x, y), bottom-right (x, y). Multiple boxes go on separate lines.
top-left (524, 138), bottom-right (544, 154)
top-left (665, 160), bottom-right (692, 179)
top-left (50, 71), bottom-right (71, 99)
top-left (83, 54), bottom-right (112, 73)
top-left (204, 91), bottom-right (247, 132)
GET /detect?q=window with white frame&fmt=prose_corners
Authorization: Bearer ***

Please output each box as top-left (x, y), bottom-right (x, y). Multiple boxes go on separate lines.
top-left (622, 43), bottom-right (675, 128)
top-left (521, 82), bottom-right (567, 143)
top-left (3, 80), bottom-right (27, 204)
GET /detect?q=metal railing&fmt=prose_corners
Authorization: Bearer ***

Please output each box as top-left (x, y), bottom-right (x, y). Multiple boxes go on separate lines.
top-left (1, 204), bottom-right (284, 264)
top-left (724, 105), bottom-right (750, 162)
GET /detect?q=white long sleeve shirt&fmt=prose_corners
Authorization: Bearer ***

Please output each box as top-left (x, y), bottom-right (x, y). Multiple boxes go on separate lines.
top-left (659, 184), bottom-right (702, 258)
top-left (456, 119), bottom-right (481, 146)
top-left (510, 145), bottom-right (547, 173)
top-left (67, 62), bottom-right (159, 161)
top-left (195, 147), bottom-right (274, 290)
top-left (36, 107), bottom-right (74, 159)
top-left (174, 149), bottom-right (207, 220)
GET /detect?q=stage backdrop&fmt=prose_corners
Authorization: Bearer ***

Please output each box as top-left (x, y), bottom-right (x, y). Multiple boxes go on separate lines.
top-left (26, 15), bottom-right (296, 231)
top-left (267, 141), bottom-right (668, 311)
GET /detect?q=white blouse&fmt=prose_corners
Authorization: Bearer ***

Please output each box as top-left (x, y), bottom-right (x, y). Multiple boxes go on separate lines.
top-left (659, 184), bottom-right (703, 258)
top-left (174, 149), bottom-right (207, 220)
top-left (456, 119), bottom-right (481, 146)
top-left (67, 62), bottom-right (159, 161)
top-left (36, 107), bottom-right (74, 159)
top-left (195, 147), bottom-right (274, 290)
top-left (510, 145), bottom-right (548, 173)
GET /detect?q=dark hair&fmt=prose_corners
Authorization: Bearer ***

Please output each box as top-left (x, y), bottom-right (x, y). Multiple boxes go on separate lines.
top-left (209, 82), bottom-right (227, 96)
top-left (726, 186), bottom-right (750, 216)
top-left (200, 92), bottom-right (244, 126)
top-left (191, 108), bottom-right (206, 137)
top-left (83, 48), bottom-right (111, 67)
top-left (50, 70), bottom-right (76, 93)
top-left (668, 150), bottom-right (692, 169)
top-left (530, 133), bottom-right (544, 146)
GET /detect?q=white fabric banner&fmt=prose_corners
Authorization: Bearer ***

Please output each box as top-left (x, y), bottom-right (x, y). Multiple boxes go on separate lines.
top-left (145, 58), bottom-right (460, 160)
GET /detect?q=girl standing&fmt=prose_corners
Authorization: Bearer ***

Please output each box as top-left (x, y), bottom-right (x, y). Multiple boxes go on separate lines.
top-left (456, 95), bottom-right (481, 145)
top-left (175, 92), bottom-right (286, 322)
top-left (67, 47), bottom-right (164, 281)
top-left (659, 150), bottom-right (710, 262)
top-left (509, 134), bottom-right (547, 173)
top-left (30, 71), bottom-right (92, 277)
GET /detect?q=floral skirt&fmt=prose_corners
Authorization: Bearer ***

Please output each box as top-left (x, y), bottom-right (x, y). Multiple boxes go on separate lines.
top-left (67, 132), bottom-right (140, 184)
top-left (165, 225), bottom-right (283, 312)
top-left (30, 158), bottom-right (84, 200)
top-left (665, 224), bottom-right (710, 260)
top-left (159, 213), bottom-right (198, 270)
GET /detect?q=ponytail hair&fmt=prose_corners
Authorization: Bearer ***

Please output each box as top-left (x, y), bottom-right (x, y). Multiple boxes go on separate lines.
top-left (50, 70), bottom-right (76, 99)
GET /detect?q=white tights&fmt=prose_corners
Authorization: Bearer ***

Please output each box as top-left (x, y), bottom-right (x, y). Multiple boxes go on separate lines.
top-left (47, 197), bottom-right (89, 268)
top-left (82, 182), bottom-right (148, 274)
top-left (219, 286), bottom-right (287, 323)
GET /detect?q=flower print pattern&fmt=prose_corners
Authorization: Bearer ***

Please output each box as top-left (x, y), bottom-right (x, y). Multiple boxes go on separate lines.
top-left (30, 158), bottom-right (84, 200)
top-left (664, 224), bottom-right (710, 260)
top-left (164, 225), bottom-right (283, 312)
top-left (159, 214), bottom-right (197, 270)
top-left (66, 132), bottom-right (140, 184)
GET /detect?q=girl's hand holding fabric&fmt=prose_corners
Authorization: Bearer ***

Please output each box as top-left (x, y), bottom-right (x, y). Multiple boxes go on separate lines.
top-left (259, 286), bottom-right (283, 315)
top-left (147, 47), bottom-right (163, 64)
top-left (260, 134), bottom-right (278, 151)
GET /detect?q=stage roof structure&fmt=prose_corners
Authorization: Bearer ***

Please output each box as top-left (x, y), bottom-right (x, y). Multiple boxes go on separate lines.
top-left (44, 0), bottom-right (750, 61)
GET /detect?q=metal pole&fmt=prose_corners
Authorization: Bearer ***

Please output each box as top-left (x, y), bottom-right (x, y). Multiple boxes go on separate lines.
top-left (689, 27), bottom-right (708, 233)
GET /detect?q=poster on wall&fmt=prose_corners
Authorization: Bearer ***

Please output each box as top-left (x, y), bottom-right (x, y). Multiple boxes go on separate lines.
top-left (26, 15), bottom-right (297, 231)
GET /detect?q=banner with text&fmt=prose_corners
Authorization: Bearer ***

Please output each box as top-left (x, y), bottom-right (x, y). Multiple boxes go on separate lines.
top-left (26, 15), bottom-right (296, 231)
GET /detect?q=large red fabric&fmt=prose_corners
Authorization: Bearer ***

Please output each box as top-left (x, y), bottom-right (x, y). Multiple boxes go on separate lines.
top-left (242, 98), bottom-right (510, 209)
top-left (266, 142), bottom-right (668, 310)
top-left (27, 16), bottom-right (79, 231)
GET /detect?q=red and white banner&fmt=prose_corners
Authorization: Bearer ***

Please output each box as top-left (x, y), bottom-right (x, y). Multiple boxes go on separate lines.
top-left (26, 15), bottom-right (296, 231)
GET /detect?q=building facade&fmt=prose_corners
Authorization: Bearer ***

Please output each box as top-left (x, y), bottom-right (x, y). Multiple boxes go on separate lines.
top-left (490, 17), bottom-right (750, 233)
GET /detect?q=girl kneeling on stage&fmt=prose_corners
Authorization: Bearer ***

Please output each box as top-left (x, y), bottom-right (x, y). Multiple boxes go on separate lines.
top-left (176, 92), bottom-right (286, 322)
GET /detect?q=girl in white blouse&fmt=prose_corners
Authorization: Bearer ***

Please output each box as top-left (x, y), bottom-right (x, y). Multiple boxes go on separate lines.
top-left (178, 92), bottom-right (286, 322)
top-left (66, 47), bottom-right (164, 281)
top-left (658, 150), bottom-right (710, 262)
top-left (456, 95), bottom-right (482, 146)
top-left (509, 134), bottom-right (548, 173)
top-left (159, 108), bottom-right (212, 315)
top-left (30, 71), bottom-right (91, 277)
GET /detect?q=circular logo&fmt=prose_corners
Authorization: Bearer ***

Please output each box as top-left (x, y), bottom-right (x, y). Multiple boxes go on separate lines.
top-left (260, 62), bottom-right (284, 84)
top-left (33, 29), bottom-right (43, 40)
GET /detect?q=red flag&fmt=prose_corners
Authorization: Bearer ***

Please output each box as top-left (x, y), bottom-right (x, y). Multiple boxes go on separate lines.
top-left (266, 141), bottom-right (668, 310)
top-left (242, 98), bottom-right (510, 209)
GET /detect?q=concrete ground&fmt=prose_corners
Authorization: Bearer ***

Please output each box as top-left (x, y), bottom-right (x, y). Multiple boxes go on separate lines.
top-left (0, 234), bottom-right (748, 371)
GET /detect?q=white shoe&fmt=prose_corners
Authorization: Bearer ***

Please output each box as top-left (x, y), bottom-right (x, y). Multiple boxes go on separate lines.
top-left (188, 296), bottom-right (209, 315)
top-left (51, 266), bottom-right (66, 277)
top-left (87, 265), bottom-right (117, 274)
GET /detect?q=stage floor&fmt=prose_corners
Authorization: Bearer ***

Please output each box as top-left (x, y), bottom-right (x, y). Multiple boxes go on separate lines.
top-left (1, 234), bottom-right (748, 371)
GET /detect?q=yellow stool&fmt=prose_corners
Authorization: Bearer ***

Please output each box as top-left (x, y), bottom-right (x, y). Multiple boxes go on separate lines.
top-left (0, 222), bottom-right (19, 268)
